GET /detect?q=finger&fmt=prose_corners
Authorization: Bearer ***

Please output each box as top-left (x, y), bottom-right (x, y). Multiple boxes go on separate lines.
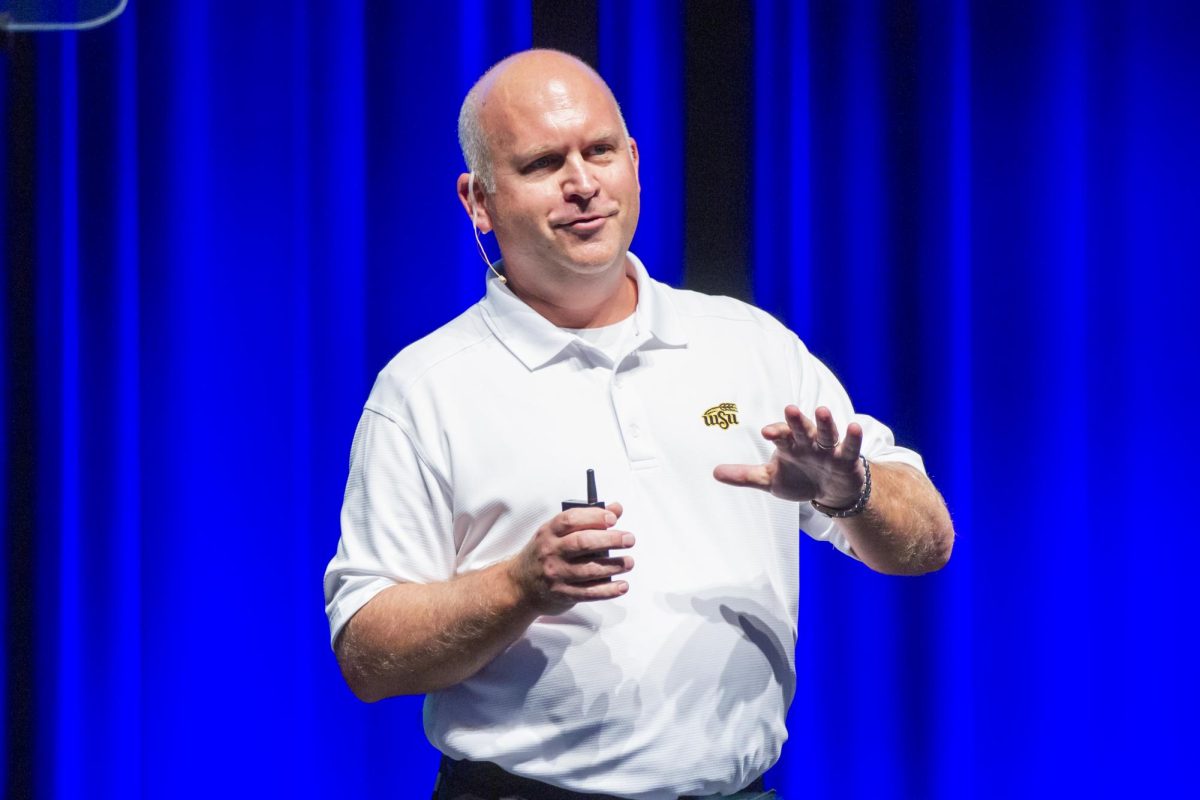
top-left (761, 422), bottom-right (794, 445)
top-left (784, 405), bottom-right (819, 446)
top-left (562, 529), bottom-right (635, 557)
top-left (813, 406), bottom-right (840, 450)
top-left (839, 421), bottom-right (864, 461)
top-left (551, 506), bottom-right (618, 536)
top-left (566, 579), bottom-right (631, 601)
top-left (713, 463), bottom-right (773, 491)
top-left (563, 555), bottom-right (634, 583)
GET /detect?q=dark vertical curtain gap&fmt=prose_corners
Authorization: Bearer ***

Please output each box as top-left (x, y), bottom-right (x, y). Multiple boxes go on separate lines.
top-left (881, 5), bottom-right (933, 800)
top-left (683, 0), bottom-right (751, 299)
top-left (885, 0), bottom-right (923, 442)
top-left (3, 29), bottom-right (38, 800)
top-left (532, 0), bottom-right (599, 69)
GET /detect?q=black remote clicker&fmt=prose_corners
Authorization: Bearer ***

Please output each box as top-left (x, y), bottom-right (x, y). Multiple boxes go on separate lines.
top-left (562, 468), bottom-right (605, 511)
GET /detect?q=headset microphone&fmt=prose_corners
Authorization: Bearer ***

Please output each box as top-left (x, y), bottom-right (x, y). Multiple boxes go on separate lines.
top-left (468, 172), bottom-right (507, 284)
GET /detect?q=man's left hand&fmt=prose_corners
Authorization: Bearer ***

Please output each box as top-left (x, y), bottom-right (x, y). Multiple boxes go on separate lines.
top-left (713, 405), bottom-right (865, 509)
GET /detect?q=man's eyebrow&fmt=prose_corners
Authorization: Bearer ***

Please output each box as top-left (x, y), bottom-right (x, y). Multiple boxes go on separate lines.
top-left (514, 146), bottom-right (559, 163)
top-left (588, 130), bottom-right (622, 144)
top-left (513, 132), bottom-right (623, 163)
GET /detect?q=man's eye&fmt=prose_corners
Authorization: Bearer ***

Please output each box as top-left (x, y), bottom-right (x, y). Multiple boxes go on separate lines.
top-left (526, 156), bottom-right (554, 171)
top-left (591, 144), bottom-right (614, 156)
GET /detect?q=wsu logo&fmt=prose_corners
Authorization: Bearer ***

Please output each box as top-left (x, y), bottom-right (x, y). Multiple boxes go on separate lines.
top-left (702, 403), bottom-right (739, 430)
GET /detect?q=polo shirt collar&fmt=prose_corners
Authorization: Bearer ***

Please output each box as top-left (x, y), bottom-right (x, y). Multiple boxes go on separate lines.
top-left (479, 251), bottom-right (689, 371)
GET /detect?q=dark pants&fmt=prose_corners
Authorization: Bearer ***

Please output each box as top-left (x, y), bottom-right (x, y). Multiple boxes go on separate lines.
top-left (432, 755), bottom-right (775, 800)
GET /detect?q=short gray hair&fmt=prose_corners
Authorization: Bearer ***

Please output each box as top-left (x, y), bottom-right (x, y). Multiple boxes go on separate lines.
top-left (458, 76), bottom-right (496, 193)
top-left (457, 50), bottom-right (631, 195)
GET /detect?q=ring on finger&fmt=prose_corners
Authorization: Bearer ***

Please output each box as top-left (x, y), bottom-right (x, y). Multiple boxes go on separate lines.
top-left (815, 439), bottom-right (839, 451)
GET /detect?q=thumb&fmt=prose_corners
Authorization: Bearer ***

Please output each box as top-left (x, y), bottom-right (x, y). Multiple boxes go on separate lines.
top-left (712, 463), bottom-right (773, 491)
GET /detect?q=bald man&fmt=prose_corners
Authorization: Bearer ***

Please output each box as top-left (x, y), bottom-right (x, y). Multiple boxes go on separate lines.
top-left (325, 50), bottom-right (954, 800)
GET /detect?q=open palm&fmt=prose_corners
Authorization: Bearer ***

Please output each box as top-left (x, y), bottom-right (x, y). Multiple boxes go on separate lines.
top-left (713, 405), bottom-right (866, 508)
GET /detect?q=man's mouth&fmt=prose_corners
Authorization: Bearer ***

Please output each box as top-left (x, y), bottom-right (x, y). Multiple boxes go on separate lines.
top-left (555, 212), bottom-right (617, 231)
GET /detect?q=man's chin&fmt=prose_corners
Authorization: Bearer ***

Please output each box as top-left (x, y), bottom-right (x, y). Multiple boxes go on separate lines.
top-left (560, 253), bottom-right (625, 278)
top-left (556, 240), bottom-right (627, 275)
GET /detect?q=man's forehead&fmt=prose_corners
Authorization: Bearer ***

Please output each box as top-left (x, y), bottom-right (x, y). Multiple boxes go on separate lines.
top-left (486, 69), bottom-right (610, 111)
top-left (484, 84), bottom-right (619, 154)
top-left (480, 49), bottom-right (610, 98)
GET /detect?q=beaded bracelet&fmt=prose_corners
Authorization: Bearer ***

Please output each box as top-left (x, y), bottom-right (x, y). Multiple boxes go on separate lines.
top-left (810, 456), bottom-right (872, 518)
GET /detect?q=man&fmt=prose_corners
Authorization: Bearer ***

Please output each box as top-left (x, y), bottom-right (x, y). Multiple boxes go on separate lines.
top-left (324, 50), bottom-right (954, 800)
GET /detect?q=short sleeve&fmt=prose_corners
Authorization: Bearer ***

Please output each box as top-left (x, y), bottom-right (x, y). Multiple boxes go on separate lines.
top-left (323, 408), bottom-right (455, 649)
top-left (789, 336), bottom-right (927, 558)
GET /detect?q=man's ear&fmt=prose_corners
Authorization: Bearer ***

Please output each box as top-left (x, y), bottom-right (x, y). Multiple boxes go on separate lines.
top-left (456, 172), bottom-right (493, 234)
top-left (628, 137), bottom-right (640, 188)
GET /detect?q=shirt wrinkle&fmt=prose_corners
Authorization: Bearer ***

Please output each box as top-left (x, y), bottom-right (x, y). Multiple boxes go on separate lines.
top-left (358, 406), bottom-right (453, 500)
top-left (325, 251), bottom-right (926, 799)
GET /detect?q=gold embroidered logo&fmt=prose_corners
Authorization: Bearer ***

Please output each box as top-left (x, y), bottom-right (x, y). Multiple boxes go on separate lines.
top-left (702, 403), bottom-right (739, 430)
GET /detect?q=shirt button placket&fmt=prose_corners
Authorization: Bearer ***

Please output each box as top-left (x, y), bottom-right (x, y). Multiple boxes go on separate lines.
top-left (611, 370), bottom-right (655, 464)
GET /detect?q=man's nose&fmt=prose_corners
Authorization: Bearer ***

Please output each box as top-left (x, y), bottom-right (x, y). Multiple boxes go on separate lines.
top-left (561, 154), bottom-right (599, 203)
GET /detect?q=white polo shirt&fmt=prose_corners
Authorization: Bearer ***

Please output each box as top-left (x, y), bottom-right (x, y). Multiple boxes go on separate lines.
top-left (324, 254), bottom-right (924, 799)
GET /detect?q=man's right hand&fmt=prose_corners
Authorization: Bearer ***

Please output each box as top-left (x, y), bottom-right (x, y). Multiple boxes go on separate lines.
top-left (337, 503), bottom-right (635, 700)
top-left (506, 502), bottom-right (634, 615)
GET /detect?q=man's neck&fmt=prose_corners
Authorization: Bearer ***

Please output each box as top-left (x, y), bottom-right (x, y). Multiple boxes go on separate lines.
top-left (505, 259), bottom-right (638, 329)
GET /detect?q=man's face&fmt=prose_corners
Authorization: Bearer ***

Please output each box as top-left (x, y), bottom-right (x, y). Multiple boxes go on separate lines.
top-left (478, 71), bottom-right (640, 285)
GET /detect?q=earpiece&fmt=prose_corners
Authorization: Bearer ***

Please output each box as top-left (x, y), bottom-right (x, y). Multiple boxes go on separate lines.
top-left (469, 172), bottom-right (506, 284)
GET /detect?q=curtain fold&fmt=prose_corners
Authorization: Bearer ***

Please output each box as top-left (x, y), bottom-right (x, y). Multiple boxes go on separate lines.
top-left (598, 0), bottom-right (685, 288)
top-left (9, 2), bottom-right (531, 796)
top-left (3, 1), bottom-right (1200, 797)
top-left (755, 1), bottom-right (1200, 797)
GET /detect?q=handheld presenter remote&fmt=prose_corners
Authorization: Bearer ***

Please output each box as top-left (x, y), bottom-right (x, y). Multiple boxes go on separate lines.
top-left (562, 469), bottom-right (605, 511)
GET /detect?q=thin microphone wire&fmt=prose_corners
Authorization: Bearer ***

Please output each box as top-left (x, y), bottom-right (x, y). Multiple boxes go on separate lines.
top-left (469, 172), bottom-right (506, 284)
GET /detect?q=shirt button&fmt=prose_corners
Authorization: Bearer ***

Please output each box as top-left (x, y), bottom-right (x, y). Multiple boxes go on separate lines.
top-left (629, 424), bottom-right (641, 438)
top-left (614, 378), bottom-right (624, 389)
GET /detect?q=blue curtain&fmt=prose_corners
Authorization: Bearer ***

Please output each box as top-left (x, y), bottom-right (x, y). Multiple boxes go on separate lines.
top-left (4, 1), bottom-right (1200, 797)
top-left (756, 1), bottom-right (1200, 797)
top-left (8, 2), bottom-right (530, 796)
top-left (598, 0), bottom-right (685, 288)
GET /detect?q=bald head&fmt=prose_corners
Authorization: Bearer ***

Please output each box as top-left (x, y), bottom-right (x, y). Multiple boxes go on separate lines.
top-left (458, 49), bottom-right (629, 193)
